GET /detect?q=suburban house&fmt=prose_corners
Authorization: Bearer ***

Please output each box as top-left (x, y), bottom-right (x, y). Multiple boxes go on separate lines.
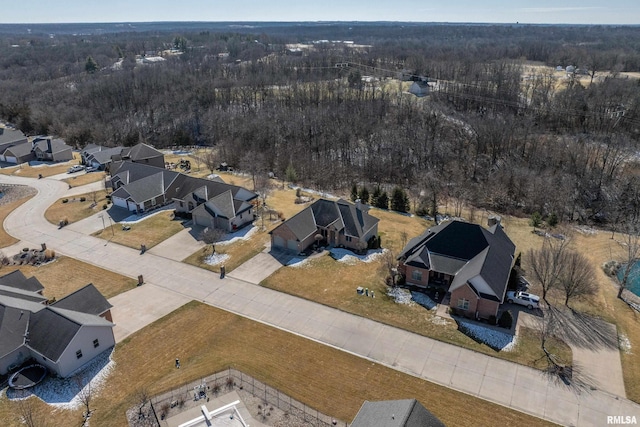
top-left (81, 144), bottom-right (124, 170)
top-left (113, 142), bottom-right (165, 169)
top-left (110, 161), bottom-right (258, 230)
top-left (0, 272), bottom-right (115, 378)
top-left (398, 219), bottom-right (515, 319)
top-left (270, 198), bottom-right (379, 254)
top-left (351, 399), bottom-right (445, 427)
top-left (409, 80), bottom-right (431, 97)
top-left (32, 137), bottom-right (73, 162)
top-left (0, 127), bottom-right (28, 157)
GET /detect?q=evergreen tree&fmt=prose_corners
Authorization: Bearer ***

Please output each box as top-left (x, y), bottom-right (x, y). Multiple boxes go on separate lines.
top-left (376, 191), bottom-right (389, 209)
top-left (350, 184), bottom-right (359, 202)
top-left (358, 186), bottom-right (370, 204)
top-left (285, 163), bottom-right (297, 183)
top-left (371, 186), bottom-right (381, 207)
top-left (85, 56), bottom-right (98, 73)
top-left (391, 187), bottom-right (410, 212)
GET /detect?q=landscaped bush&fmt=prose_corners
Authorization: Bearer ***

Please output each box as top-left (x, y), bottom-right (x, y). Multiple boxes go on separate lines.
top-left (79, 197), bottom-right (86, 202)
top-left (498, 310), bottom-right (513, 329)
top-left (103, 204), bottom-right (108, 210)
top-left (488, 315), bottom-right (497, 325)
top-left (62, 199), bottom-right (68, 203)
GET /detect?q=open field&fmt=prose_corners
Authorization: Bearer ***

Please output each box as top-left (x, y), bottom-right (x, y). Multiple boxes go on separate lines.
top-left (0, 255), bottom-right (136, 300)
top-left (92, 210), bottom-right (186, 250)
top-left (44, 190), bottom-right (109, 225)
top-left (182, 229), bottom-right (269, 273)
top-left (0, 302), bottom-right (555, 427)
top-left (63, 171), bottom-right (106, 187)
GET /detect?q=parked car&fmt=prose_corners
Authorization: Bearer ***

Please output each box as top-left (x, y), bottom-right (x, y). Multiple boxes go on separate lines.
top-left (67, 165), bottom-right (85, 173)
top-left (85, 166), bottom-right (97, 173)
top-left (506, 291), bottom-right (540, 309)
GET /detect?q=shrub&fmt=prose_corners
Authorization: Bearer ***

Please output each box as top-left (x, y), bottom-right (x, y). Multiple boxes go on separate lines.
top-left (498, 310), bottom-right (513, 329)
top-left (488, 315), bottom-right (497, 325)
top-left (79, 197), bottom-right (86, 202)
top-left (62, 199), bottom-right (69, 203)
top-left (547, 212), bottom-right (559, 227)
top-left (530, 211), bottom-right (542, 228)
top-left (103, 204), bottom-right (108, 210)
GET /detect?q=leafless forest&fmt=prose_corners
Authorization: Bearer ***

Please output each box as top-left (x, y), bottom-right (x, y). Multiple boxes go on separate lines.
top-left (1, 22), bottom-right (640, 226)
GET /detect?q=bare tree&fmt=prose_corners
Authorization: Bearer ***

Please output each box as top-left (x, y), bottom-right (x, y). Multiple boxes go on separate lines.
top-left (558, 250), bottom-right (597, 306)
top-left (75, 373), bottom-right (93, 422)
top-left (135, 387), bottom-right (150, 418)
top-left (527, 234), bottom-right (571, 304)
top-left (15, 391), bottom-right (47, 427)
top-left (617, 223), bottom-right (640, 299)
top-left (379, 249), bottom-right (398, 287)
top-left (200, 227), bottom-right (227, 255)
top-left (203, 149), bottom-right (218, 174)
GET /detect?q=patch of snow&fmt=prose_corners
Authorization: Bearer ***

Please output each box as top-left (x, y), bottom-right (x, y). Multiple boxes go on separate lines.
top-left (431, 316), bottom-right (450, 326)
top-left (204, 253), bottom-right (229, 266)
top-left (411, 292), bottom-right (437, 310)
top-left (5, 349), bottom-right (115, 410)
top-left (120, 204), bottom-right (175, 224)
top-left (619, 333), bottom-right (633, 354)
top-left (574, 225), bottom-right (599, 235)
top-left (388, 287), bottom-right (414, 305)
top-left (287, 256), bottom-right (310, 268)
top-left (330, 248), bottom-right (386, 264)
top-left (216, 226), bottom-right (258, 246)
top-left (288, 184), bottom-right (338, 200)
top-left (458, 320), bottom-right (518, 352)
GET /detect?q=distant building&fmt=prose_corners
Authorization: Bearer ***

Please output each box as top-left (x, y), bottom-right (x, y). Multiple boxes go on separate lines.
top-left (351, 399), bottom-right (445, 427)
top-left (409, 80), bottom-right (431, 97)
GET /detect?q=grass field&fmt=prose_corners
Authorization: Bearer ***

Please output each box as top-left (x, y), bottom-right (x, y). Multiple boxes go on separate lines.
top-left (0, 153), bottom-right (81, 178)
top-left (182, 229), bottom-right (269, 273)
top-left (0, 302), bottom-right (556, 427)
top-left (92, 210), bottom-right (186, 250)
top-left (0, 255), bottom-right (136, 300)
top-left (63, 171), bottom-right (106, 187)
top-left (44, 190), bottom-right (109, 225)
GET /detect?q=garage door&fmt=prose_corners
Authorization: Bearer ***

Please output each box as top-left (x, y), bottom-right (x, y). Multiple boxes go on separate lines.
top-left (272, 235), bottom-right (285, 249)
top-left (113, 197), bottom-right (128, 209)
top-left (287, 239), bottom-right (298, 252)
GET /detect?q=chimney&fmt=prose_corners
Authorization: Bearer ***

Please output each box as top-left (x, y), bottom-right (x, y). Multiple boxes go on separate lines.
top-left (47, 138), bottom-right (52, 153)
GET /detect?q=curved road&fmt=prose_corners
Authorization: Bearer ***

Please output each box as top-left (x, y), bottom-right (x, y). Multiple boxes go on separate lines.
top-left (2, 174), bottom-right (639, 426)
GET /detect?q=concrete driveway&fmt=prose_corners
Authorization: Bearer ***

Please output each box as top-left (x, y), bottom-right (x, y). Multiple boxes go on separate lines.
top-left (227, 247), bottom-right (293, 284)
top-left (148, 224), bottom-right (206, 261)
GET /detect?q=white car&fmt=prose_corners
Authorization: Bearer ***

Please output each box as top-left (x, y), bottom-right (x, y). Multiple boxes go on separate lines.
top-left (67, 165), bottom-right (85, 173)
top-left (506, 291), bottom-right (540, 309)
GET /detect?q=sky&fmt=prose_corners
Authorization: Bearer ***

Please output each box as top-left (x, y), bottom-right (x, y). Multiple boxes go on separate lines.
top-left (2, 0), bottom-right (640, 25)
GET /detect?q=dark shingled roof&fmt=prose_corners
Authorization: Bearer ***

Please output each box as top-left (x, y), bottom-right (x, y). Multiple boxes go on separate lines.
top-left (121, 143), bottom-right (163, 161)
top-left (51, 283), bottom-right (112, 316)
top-left (3, 141), bottom-right (34, 158)
top-left (399, 220), bottom-right (515, 301)
top-left (0, 305), bottom-right (30, 358)
top-left (33, 137), bottom-right (71, 154)
top-left (0, 127), bottom-right (27, 146)
top-left (0, 270), bottom-right (44, 293)
top-left (270, 198), bottom-right (379, 242)
top-left (351, 399), bottom-right (445, 427)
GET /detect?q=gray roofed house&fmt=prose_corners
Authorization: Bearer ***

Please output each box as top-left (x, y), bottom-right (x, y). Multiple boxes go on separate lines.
top-left (51, 283), bottom-right (113, 321)
top-left (398, 219), bottom-right (516, 319)
top-left (119, 142), bottom-right (165, 168)
top-left (0, 270), bottom-right (44, 293)
top-left (0, 127), bottom-right (28, 155)
top-left (32, 137), bottom-right (73, 162)
top-left (351, 399), bottom-right (445, 427)
top-left (81, 145), bottom-right (123, 170)
top-left (270, 198), bottom-right (379, 254)
top-left (0, 271), bottom-right (115, 378)
top-left (190, 189), bottom-right (255, 232)
top-left (2, 140), bottom-right (35, 164)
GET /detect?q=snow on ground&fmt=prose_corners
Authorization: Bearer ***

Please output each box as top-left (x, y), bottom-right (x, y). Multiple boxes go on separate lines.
top-left (330, 248), bottom-right (386, 264)
top-left (619, 333), bottom-right (633, 354)
top-left (410, 291), bottom-right (437, 310)
top-left (388, 287), bottom-right (414, 305)
top-left (216, 226), bottom-right (257, 246)
top-left (120, 204), bottom-right (175, 224)
top-left (574, 225), bottom-right (599, 235)
top-left (457, 320), bottom-right (517, 352)
top-left (204, 253), bottom-right (230, 266)
top-left (4, 349), bottom-right (115, 410)
top-left (431, 316), bottom-right (450, 326)
top-left (287, 256), bottom-right (311, 268)
top-left (288, 185), bottom-right (338, 200)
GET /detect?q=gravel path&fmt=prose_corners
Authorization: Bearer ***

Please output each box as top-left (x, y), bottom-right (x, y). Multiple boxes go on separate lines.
top-left (0, 184), bottom-right (37, 205)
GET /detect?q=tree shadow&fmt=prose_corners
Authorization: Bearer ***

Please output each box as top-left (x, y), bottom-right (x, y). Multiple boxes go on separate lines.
top-left (546, 305), bottom-right (618, 350)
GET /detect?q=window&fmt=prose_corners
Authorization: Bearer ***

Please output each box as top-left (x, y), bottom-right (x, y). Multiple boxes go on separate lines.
top-left (76, 350), bottom-right (83, 359)
top-left (346, 236), bottom-right (352, 242)
top-left (457, 298), bottom-right (470, 310)
top-left (411, 270), bottom-right (423, 281)
top-left (93, 339), bottom-right (100, 348)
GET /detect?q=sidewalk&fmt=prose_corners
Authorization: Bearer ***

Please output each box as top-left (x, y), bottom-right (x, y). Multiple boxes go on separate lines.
top-left (1, 174), bottom-right (639, 427)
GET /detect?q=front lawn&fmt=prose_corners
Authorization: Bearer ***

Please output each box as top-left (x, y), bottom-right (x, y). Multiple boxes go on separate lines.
top-left (44, 190), bottom-right (109, 225)
top-left (92, 210), bottom-right (186, 250)
top-left (182, 227), bottom-right (269, 273)
top-left (0, 255), bottom-right (136, 300)
top-left (0, 302), bottom-right (555, 427)
top-left (63, 171), bottom-right (106, 187)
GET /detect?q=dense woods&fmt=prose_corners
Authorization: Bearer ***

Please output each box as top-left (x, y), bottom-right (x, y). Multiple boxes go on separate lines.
top-left (1, 22), bottom-right (640, 226)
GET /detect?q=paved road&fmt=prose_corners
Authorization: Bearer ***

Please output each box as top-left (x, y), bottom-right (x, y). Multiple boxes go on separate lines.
top-left (2, 174), bottom-right (639, 426)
